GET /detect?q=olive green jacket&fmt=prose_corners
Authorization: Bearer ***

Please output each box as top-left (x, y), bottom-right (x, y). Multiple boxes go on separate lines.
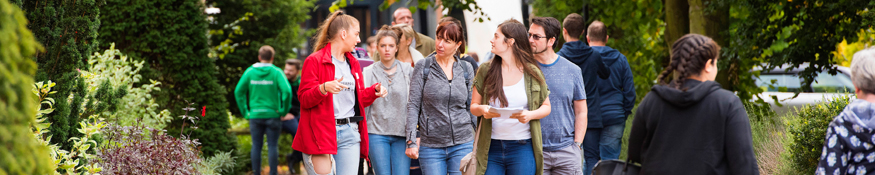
top-left (472, 61), bottom-right (549, 175)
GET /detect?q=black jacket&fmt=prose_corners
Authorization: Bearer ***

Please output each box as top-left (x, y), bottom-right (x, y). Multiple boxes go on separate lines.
top-left (557, 41), bottom-right (610, 128)
top-left (287, 77), bottom-right (300, 117)
top-left (628, 79), bottom-right (759, 175)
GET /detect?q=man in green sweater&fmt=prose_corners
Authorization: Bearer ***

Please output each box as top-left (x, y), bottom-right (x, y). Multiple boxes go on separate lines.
top-left (234, 45), bottom-right (293, 175)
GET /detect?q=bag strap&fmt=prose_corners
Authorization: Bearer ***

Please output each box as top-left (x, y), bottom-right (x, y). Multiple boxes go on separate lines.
top-left (471, 117), bottom-right (483, 155)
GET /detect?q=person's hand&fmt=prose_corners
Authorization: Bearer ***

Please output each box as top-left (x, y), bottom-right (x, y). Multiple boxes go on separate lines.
top-left (405, 147), bottom-right (419, 159)
top-left (374, 83), bottom-right (388, 97)
top-left (281, 113), bottom-right (295, 121)
top-left (322, 77), bottom-right (348, 94)
top-left (481, 105), bottom-right (500, 119)
top-left (510, 111), bottom-right (533, 123)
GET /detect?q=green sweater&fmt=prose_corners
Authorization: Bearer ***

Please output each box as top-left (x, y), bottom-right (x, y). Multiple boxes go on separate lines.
top-left (473, 62), bottom-right (549, 175)
top-left (234, 63), bottom-right (293, 119)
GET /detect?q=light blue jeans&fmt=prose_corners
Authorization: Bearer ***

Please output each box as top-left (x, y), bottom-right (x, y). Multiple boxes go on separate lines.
top-left (582, 123), bottom-right (625, 175)
top-left (368, 134), bottom-right (410, 175)
top-left (418, 141), bottom-right (474, 175)
top-left (303, 123), bottom-right (361, 175)
top-left (484, 139), bottom-right (536, 175)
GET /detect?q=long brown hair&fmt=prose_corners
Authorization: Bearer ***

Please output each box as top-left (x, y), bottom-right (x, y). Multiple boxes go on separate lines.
top-left (484, 19), bottom-right (545, 107)
top-left (657, 34), bottom-right (721, 91)
top-left (312, 11), bottom-right (359, 53)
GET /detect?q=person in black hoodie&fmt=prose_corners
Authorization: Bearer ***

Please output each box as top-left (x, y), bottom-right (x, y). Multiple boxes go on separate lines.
top-left (556, 13), bottom-right (610, 175)
top-left (283, 59), bottom-right (304, 175)
top-left (627, 34), bottom-right (759, 174)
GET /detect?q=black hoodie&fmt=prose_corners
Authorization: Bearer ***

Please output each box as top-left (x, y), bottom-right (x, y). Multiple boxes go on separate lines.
top-left (627, 79), bottom-right (759, 175)
top-left (557, 41), bottom-right (610, 128)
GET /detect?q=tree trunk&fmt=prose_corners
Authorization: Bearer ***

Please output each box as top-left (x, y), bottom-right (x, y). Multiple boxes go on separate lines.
top-left (689, 0), bottom-right (733, 90)
top-left (664, 0), bottom-right (690, 68)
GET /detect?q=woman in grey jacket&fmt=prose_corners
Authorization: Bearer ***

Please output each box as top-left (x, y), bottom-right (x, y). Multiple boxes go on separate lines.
top-left (364, 26), bottom-right (415, 175)
top-left (405, 17), bottom-right (476, 175)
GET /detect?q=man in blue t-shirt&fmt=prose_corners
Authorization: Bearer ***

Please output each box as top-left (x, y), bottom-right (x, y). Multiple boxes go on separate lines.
top-left (530, 17), bottom-right (588, 175)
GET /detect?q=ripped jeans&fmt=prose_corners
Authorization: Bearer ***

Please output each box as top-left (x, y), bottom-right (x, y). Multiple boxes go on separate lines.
top-left (303, 123), bottom-right (361, 175)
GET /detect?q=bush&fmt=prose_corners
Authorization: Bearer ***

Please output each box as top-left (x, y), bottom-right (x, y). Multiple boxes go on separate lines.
top-left (785, 95), bottom-right (852, 174)
top-left (32, 81), bottom-right (106, 174)
top-left (0, 1), bottom-right (53, 174)
top-left (13, 0), bottom-right (104, 151)
top-left (98, 0), bottom-right (237, 157)
top-left (97, 105), bottom-right (203, 174)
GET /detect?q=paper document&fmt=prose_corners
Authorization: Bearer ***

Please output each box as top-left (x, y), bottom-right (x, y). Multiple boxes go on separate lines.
top-left (488, 107), bottom-right (524, 119)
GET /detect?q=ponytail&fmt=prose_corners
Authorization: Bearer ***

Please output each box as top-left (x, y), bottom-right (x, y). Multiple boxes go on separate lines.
top-left (312, 11), bottom-right (360, 53)
top-left (658, 34), bottom-right (721, 91)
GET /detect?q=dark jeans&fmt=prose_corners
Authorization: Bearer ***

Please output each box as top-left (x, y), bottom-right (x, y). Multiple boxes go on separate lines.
top-left (282, 117), bottom-right (304, 171)
top-left (251, 118), bottom-right (282, 175)
top-left (582, 123), bottom-right (626, 175)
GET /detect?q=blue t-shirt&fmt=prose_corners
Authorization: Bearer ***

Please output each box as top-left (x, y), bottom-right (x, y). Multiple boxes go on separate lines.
top-left (538, 55), bottom-right (587, 152)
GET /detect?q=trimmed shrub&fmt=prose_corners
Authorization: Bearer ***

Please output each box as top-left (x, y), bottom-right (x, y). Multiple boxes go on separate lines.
top-left (785, 95), bottom-right (852, 173)
top-left (14, 0), bottom-right (104, 151)
top-left (0, 0), bottom-right (53, 173)
top-left (98, 0), bottom-right (237, 157)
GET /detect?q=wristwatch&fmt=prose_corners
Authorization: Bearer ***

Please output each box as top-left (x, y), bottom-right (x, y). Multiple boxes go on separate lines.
top-left (575, 142), bottom-right (582, 147)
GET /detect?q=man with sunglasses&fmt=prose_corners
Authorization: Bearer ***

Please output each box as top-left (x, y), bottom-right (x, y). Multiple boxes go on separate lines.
top-left (530, 17), bottom-right (589, 175)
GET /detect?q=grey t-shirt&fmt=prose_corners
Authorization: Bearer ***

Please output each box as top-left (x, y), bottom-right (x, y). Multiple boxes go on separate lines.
top-left (332, 56), bottom-right (357, 119)
top-left (538, 56), bottom-right (587, 152)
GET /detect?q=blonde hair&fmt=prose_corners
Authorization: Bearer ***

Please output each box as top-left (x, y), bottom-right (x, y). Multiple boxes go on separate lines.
top-left (374, 25), bottom-right (400, 61)
top-left (312, 11), bottom-right (359, 53)
top-left (391, 23), bottom-right (416, 48)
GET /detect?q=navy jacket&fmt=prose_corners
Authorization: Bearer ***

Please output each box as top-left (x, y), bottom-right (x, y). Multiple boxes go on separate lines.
top-left (557, 41), bottom-right (610, 128)
top-left (592, 46), bottom-right (636, 126)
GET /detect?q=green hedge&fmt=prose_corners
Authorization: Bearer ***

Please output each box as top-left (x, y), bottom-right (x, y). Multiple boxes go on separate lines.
top-left (98, 0), bottom-right (236, 157)
top-left (14, 0), bottom-right (103, 151)
top-left (0, 0), bottom-right (53, 173)
top-left (785, 95), bottom-right (852, 173)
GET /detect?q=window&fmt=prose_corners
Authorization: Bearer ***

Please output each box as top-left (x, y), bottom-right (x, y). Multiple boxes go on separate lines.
top-left (756, 74), bottom-right (803, 92)
top-left (811, 72), bottom-right (855, 93)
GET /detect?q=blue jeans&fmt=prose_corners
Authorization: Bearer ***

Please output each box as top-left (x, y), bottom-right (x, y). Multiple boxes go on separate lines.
top-left (582, 123), bottom-right (625, 175)
top-left (368, 134), bottom-right (410, 175)
top-left (418, 141), bottom-right (473, 175)
top-left (250, 118), bottom-right (282, 175)
top-left (282, 117), bottom-right (299, 136)
top-left (484, 139), bottom-right (536, 175)
top-left (303, 123), bottom-right (361, 175)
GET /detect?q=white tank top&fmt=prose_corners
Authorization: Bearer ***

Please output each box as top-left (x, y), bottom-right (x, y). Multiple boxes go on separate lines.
top-left (489, 77), bottom-right (531, 140)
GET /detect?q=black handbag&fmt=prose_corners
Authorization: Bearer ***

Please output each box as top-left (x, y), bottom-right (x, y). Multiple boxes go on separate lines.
top-left (592, 158), bottom-right (641, 175)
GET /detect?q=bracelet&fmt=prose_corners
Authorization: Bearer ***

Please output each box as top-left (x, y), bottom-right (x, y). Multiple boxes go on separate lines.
top-left (321, 83), bottom-right (326, 94)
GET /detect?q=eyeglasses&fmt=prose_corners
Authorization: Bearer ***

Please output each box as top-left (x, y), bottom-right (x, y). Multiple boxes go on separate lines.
top-left (528, 34), bottom-right (546, 40)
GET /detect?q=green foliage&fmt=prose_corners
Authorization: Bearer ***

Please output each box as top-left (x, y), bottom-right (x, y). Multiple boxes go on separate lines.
top-left (725, 0), bottom-right (875, 104)
top-left (0, 0), bottom-right (53, 173)
top-left (32, 81), bottom-right (106, 175)
top-left (98, 0), bottom-right (237, 157)
top-left (81, 43), bottom-right (173, 129)
top-left (785, 95), bottom-right (852, 174)
top-left (207, 0), bottom-right (314, 116)
top-left (587, 0), bottom-right (666, 103)
top-left (196, 151), bottom-right (237, 175)
top-left (530, 0), bottom-right (584, 46)
top-left (14, 0), bottom-right (105, 151)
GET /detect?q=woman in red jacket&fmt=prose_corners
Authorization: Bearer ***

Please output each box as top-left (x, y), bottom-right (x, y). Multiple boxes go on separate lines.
top-left (293, 11), bottom-right (388, 175)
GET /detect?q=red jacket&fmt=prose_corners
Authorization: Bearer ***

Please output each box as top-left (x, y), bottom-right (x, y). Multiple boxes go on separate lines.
top-left (292, 43), bottom-right (379, 159)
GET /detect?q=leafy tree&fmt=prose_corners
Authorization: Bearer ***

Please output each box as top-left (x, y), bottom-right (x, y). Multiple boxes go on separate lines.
top-left (724, 0), bottom-right (874, 105)
top-left (531, 0), bottom-right (666, 103)
top-left (14, 0), bottom-right (104, 151)
top-left (98, 0), bottom-right (236, 157)
top-left (206, 0), bottom-right (314, 116)
top-left (0, 0), bottom-right (52, 173)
